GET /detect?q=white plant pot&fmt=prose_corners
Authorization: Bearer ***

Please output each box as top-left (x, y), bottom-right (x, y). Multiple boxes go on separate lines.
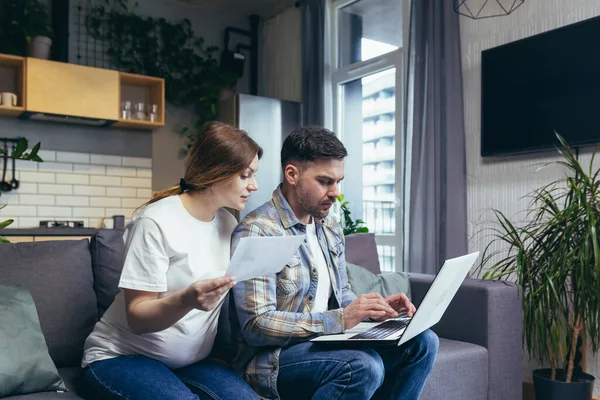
top-left (28, 36), bottom-right (52, 60)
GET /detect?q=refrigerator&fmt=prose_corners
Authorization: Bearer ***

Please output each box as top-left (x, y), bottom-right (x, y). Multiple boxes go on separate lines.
top-left (219, 94), bottom-right (302, 220)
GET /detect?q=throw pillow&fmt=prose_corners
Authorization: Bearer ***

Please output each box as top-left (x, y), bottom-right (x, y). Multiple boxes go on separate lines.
top-left (0, 239), bottom-right (98, 368)
top-left (89, 230), bottom-right (126, 317)
top-left (346, 262), bottom-right (411, 300)
top-left (0, 284), bottom-right (67, 397)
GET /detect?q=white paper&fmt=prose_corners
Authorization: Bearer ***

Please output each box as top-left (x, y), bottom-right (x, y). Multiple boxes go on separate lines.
top-left (226, 235), bottom-right (305, 282)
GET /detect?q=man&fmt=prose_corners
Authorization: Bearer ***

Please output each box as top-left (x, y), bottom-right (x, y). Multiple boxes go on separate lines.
top-left (231, 126), bottom-right (438, 400)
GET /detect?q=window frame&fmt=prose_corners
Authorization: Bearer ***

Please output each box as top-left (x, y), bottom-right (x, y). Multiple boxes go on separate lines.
top-left (327, 0), bottom-right (411, 272)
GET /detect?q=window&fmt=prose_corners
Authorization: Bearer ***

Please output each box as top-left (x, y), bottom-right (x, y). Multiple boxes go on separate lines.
top-left (329, 0), bottom-right (410, 272)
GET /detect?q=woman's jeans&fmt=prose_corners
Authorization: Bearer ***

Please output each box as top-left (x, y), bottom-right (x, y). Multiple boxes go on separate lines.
top-left (81, 355), bottom-right (258, 400)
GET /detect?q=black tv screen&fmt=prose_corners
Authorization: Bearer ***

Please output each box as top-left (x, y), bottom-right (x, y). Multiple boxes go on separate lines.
top-left (481, 16), bottom-right (600, 157)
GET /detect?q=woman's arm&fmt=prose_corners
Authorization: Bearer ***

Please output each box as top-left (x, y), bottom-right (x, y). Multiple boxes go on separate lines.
top-left (124, 276), bottom-right (236, 334)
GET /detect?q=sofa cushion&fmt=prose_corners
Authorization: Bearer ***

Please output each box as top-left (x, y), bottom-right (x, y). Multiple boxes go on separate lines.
top-left (4, 367), bottom-right (85, 399)
top-left (3, 390), bottom-right (82, 399)
top-left (420, 338), bottom-right (489, 400)
top-left (0, 239), bottom-right (98, 368)
top-left (344, 233), bottom-right (381, 275)
top-left (0, 285), bottom-right (67, 397)
top-left (57, 368), bottom-right (82, 394)
top-left (346, 262), bottom-right (411, 299)
top-left (89, 230), bottom-right (125, 317)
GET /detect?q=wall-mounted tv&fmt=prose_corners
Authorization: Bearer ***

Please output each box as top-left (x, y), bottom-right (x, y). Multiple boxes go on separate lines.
top-left (481, 16), bottom-right (600, 157)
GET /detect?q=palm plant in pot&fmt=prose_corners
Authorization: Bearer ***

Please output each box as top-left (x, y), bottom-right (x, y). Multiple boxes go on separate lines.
top-left (477, 134), bottom-right (599, 400)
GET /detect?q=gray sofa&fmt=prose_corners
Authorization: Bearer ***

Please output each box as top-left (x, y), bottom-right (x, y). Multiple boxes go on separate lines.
top-left (0, 230), bottom-right (522, 399)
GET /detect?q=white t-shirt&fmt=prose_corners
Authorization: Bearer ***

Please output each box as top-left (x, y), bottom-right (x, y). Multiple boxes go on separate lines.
top-left (306, 220), bottom-right (332, 312)
top-left (82, 195), bottom-right (237, 369)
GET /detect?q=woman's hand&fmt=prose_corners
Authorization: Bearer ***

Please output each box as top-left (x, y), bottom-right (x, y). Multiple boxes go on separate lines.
top-left (124, 275), bottom-right (237, 334)
top-left (182, 276), bottom-right (237, 311)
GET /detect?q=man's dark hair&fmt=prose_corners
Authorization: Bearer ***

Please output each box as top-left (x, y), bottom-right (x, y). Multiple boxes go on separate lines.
top-left (281, 125), bottom-right (348, 169)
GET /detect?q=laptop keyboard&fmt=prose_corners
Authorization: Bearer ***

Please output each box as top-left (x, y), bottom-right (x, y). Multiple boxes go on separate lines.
top-left (349, 319), bottom-right (410, 340)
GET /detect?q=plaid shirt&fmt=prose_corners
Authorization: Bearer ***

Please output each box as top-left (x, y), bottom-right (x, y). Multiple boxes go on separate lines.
top-left (230, 186), bottom-right (357, 400)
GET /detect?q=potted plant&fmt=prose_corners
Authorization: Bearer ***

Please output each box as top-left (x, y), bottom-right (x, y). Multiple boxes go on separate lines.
top-left (477, 134), bottom-right (598, 399)
top-left (0, 0), bottom-right (53, 58)
top-left (336, 194), bottom-right (369, 235)
top-left (25, 0), bottom-right (53, 60)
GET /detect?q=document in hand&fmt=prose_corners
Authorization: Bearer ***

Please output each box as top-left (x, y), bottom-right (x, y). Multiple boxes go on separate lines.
top-left (226, 235), bottom-right (305, 282)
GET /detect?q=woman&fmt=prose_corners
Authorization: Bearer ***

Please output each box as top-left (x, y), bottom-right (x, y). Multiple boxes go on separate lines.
top-left (81, 121), bottom-right (262, 400)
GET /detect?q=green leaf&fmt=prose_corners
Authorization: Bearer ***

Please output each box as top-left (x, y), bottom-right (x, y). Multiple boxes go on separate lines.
top-left (0, 219), bottom-right (14, 229)
top-left (29, 142), bottom-right (41, 159)
top-left (12, 137), bottom-right (27, 158)
top-left (0, 236), bottom-right (10, 244)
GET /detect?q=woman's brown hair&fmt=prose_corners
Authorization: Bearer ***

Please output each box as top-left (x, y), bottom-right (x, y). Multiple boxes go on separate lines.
top-left (141, 121), bottom-right (263, 209)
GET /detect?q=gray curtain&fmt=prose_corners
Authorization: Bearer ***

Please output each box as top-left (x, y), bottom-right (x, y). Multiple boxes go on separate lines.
top-left (403, 0), bottom-right (468, 274)
top-left (301, 0), bottom-right (325, 126)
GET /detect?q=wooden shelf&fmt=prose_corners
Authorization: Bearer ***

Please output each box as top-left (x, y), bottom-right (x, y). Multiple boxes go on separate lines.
top-left (0, 105), bottom-right (25, 117)
top-left (0, 54), bottom-right (26, 111)
top-left (0, 53), bottom-right (166, 131)
top-left (0, 54), bottom-right (25, 68)
top-left (113, 119), bottom-right (164, 130)
top-left (119, 72), bottom-right (165, 128)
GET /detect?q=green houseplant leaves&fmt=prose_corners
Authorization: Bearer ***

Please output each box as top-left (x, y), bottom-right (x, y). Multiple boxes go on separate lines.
top-left (336, 194), bottom-right (369, 236)
top-left (477, 133), bottom-right (600, 383)
top-left (0, 138), bottom-right (43, 243)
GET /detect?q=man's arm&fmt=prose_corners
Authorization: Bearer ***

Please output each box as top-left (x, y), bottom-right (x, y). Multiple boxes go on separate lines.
top-left (231, 223), bottom-right (344, 348)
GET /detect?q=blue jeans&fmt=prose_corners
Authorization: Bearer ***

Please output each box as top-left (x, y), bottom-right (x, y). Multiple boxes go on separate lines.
top-left (277, 329), bottom-right (439, 400)
top-left (81, 355), bottom-right (258, 400)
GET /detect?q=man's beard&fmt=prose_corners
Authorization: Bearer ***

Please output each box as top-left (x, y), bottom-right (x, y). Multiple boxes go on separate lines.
top-left (296, 181), bottom-right (329, 220)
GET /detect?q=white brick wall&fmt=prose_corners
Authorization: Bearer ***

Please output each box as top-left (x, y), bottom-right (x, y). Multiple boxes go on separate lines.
top-left (0, 150), bottom-right (152, 228)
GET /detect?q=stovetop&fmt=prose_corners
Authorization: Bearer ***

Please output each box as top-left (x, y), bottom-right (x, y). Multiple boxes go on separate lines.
top-left (39, 220), bottom-right (85, 228)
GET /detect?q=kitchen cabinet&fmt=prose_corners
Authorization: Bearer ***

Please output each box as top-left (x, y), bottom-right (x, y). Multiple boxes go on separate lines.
top-left (0, 53), bottom-right (165, 130)
top-left (25, 58), bottom-right (119, 121)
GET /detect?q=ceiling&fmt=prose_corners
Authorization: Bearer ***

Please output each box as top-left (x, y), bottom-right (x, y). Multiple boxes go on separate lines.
top-left (169, 0), bottom-right (298, 19)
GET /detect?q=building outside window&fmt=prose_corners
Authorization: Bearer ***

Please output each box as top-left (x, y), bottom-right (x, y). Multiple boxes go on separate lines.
top-left (329, 0), bottom-right (409, 272)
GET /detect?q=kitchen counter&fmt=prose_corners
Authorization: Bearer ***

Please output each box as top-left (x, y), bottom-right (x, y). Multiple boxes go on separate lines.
top-left (1, 228), bottom-right (106, 236)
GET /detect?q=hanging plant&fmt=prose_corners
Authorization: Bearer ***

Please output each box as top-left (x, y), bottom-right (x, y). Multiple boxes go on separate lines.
top-left (85, 0), bottom-right (243, 149)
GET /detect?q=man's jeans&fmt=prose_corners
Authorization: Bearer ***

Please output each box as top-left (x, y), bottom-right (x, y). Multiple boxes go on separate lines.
top-left (81, 355), bottom-right (258, 400)
top-left (277, 329), bottom-right (439, 400)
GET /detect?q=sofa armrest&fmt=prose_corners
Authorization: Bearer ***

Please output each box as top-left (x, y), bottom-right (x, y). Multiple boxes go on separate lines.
top-left (410, 273), bottom-right (522, 400)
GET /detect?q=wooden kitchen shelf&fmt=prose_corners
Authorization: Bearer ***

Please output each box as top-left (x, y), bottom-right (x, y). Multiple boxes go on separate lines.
top-left (0, 53), bottom-right (166, 130)
top-left (0, 54), bottom-right (26, 117)
top-left (113, 119), bottom-right (165, 129)
top-left (0, 104), bottom-right (25, 117)
top-left (116, 72), bottom-right (165, 129)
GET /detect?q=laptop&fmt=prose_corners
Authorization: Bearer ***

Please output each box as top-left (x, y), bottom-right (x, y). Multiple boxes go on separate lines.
top-left (310, 252), bottom-right (480, 346)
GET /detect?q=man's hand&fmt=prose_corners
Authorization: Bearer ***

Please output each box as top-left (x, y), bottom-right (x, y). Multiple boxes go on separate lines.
top-left (369, 293), bottom-right (415, 322)
top-left (343, 293), bottom-right (398, 329)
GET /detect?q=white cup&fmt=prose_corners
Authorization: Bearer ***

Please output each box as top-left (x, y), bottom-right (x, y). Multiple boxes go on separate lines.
top-left (0, 92), bottom-right (17, 107)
